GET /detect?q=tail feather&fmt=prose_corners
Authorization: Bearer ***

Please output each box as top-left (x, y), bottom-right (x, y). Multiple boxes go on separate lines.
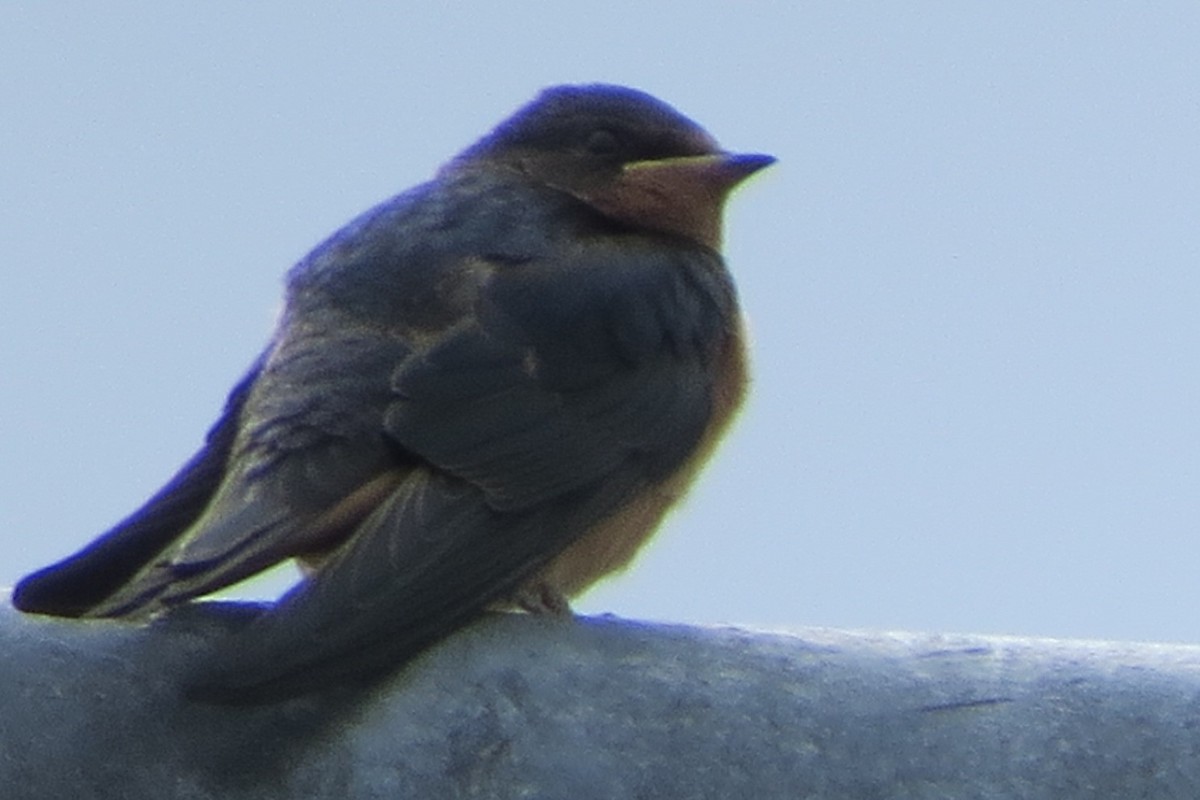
top-left (12, 360), bottom-right (261, 617)
top-left (13, 438), bottom-right (232, 617)
top-left (185, 466), bottom-right (642, 703)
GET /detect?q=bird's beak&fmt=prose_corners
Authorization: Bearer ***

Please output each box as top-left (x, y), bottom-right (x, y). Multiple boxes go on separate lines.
top-left (623, 151), bottom-right (776, 193)
top-left (584, 152), bottom-right (775, 250)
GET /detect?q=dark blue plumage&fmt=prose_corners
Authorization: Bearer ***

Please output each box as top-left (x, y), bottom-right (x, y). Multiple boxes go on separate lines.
top-left (13, 84), bottom-right (772, 702)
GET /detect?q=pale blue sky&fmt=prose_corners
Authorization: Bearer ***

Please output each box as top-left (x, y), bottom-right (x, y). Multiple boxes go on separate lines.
top-left (2, 5), bottom-right (1198, 643)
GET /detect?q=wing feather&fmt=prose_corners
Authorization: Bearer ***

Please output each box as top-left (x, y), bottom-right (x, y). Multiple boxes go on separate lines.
top-left (189, 238), bottom-right (733, 700)
top-left (11, 360), bottom-right (264, 616)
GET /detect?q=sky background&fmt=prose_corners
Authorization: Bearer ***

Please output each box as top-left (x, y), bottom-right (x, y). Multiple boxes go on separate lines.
top-left (2, 5), bottom-right (1198, 645)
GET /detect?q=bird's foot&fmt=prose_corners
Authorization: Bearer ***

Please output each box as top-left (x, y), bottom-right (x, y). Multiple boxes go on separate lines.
top-left (513, 582), bottom-right (574, 616)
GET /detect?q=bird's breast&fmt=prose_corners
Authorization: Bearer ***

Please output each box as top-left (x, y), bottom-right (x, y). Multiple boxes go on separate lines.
top-left (528, 312), bottom-right (748, 598)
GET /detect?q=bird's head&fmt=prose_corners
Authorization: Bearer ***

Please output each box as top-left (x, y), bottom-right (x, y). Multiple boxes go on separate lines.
top-left (450, 84), bottom-right (774, 251)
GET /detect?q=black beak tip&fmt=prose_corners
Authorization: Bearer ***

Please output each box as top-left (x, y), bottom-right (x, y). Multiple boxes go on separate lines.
top-left (729, 152), bottom-right (777, 175)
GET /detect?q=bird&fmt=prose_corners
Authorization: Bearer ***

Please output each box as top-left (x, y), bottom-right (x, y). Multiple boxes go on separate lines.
top-left (12, 84), bottom-right (774, 702)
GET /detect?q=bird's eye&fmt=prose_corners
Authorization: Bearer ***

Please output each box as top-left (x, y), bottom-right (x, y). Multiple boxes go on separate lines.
top-left (584, 129), bottom-right (621, 156)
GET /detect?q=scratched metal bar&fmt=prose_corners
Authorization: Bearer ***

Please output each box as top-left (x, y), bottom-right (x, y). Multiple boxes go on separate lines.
top-left (3, 598), bottom-right (1199, 799)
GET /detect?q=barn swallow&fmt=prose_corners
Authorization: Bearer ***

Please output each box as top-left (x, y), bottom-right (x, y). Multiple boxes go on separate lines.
top-left (13, 84), bottom-right (773, 701)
